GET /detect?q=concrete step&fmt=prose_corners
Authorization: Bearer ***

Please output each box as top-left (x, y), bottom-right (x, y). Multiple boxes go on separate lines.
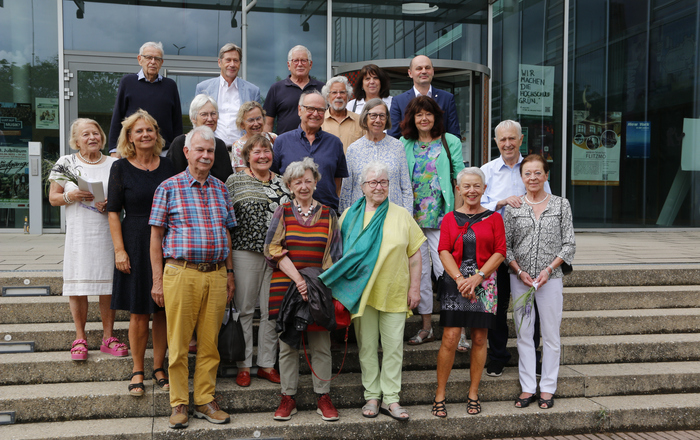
top-left (2, 360), bottom-right (700, 423)
top-left (3, 393), bottom-right (700, 439)
top-left (0, 295), bottom-right (130, 324)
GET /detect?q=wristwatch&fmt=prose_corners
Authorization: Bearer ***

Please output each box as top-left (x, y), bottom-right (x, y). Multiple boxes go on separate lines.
top-left (477, 270), bottom-right (485, 278)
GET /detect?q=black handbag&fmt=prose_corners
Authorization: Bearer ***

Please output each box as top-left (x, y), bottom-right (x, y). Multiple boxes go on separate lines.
top-left (218, 303), bottom-right (246, 363)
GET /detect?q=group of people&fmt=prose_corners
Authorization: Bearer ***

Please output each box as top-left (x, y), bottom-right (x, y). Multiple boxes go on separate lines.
top-left (49, 39), bottom-right (575, 430)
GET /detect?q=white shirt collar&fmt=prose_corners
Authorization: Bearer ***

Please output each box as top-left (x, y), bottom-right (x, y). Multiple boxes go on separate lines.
top-left (219, 75), bottom-right (239, 90)
top-left (413, 85), bottom-right (433, 97)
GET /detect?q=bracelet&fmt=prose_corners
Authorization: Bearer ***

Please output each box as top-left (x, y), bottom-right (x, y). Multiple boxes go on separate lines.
top-left (547, 265), bottom-right (554, 274)
top-left (63, 191), bottom-right (74, 204)
top-left (454, 274), bottom-right (462, 281)
top-left (226, 269), bottom-right (234, 274)
top-left (517, 268), bottom-right (522, 277)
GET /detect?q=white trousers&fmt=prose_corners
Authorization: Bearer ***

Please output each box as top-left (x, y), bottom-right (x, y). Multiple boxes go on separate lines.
top-left (511, 275), bottom-right (563, 394)
top-left (418, 228), bottom-right (443, 315)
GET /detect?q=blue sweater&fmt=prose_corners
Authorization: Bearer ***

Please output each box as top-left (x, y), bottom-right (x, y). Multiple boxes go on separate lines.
top-left (108, 74), bottom-right (183, 152)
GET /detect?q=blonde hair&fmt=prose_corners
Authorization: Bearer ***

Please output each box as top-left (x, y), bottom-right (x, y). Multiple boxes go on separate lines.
top-left (116, 109), bottom-right (164, 158)
top-left (68, 118), bottom-right (106, 151)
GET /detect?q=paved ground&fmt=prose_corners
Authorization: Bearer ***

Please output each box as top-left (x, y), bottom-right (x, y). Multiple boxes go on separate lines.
top-left (2, 230), bottom-right (700, 273)
top-left (491, 431), bottom-right (700, 439)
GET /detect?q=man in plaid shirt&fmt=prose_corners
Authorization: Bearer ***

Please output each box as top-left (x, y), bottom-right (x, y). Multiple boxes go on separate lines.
top-left (149, 125), bottom-right (236, 429)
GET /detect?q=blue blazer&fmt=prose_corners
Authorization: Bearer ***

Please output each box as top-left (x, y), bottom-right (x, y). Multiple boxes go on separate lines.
top-left (195, 76), bottom-right (262, 105)
top-left (388, 87), bottom-right (460, 139)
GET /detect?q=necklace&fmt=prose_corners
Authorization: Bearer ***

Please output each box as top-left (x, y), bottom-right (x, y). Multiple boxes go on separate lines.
top-left (250, 169), bottom-right (271, 183)
top-left (134, 156), bottom-right (155, 171)
top-left (78, 151), bottom-right (102, 164)
top-left (295, 200), bottom-right (315, 218)
top-left (525, 193), bottom-right (549, 205)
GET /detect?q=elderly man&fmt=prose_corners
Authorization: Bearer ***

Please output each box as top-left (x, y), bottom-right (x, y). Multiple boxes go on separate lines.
top-left (263, 45), bottom-right (325, 134)
top-left (481, 119), bottom-right (551, 378)
top-left (321, 76), bottom-right (363, 153)
top-left (109, 41), bottom-right (183, 156)
top-left (149, 125), bottom-right (236, 429)
top-left (271, 90), bottom-right (348, 212)
top-left (387, 55), bottom-right (460, 139)
top-left (195, 43), bottom-right (261, 148)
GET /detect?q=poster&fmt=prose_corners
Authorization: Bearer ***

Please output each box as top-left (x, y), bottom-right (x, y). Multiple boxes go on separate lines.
top-left (626, 121), bottom-right (651, 159)
top-left (35, 98), bottom-right (59, 130)
top-left (571, 111), bottom-right (621, 186)
top-left (517, 64), bottom-right (555, 116)
top-left (0, 146), bottom-right (30, 208)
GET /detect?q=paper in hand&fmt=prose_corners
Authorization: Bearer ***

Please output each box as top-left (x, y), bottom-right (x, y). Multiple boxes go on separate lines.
top-left (77, 175), bottom-right (105, 207)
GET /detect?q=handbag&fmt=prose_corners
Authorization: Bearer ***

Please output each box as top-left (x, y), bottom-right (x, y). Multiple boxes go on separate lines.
top-left (307, 298), bottom-right (351, 332)
top-left (217, 303), bottom-right (246, 363)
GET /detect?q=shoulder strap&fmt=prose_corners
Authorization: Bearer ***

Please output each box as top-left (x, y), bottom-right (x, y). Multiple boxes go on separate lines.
top-left (441, 134), bottom-right (454, 181)
top-left (352, 100), bottom-right (358, 112)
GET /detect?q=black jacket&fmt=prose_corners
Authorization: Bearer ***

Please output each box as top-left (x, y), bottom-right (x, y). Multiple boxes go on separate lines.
top-left (276, 266), bottom-right (336, 348)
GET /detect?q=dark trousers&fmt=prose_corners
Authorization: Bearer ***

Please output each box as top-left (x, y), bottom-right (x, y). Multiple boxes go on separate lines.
top-left (488, 263), bottom-right (541, 364)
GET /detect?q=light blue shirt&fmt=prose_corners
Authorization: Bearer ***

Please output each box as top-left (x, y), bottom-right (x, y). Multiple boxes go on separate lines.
top-left (481, 154), bottom-right (552, 216)
top-left (137, 69), bottom-right (163, 83)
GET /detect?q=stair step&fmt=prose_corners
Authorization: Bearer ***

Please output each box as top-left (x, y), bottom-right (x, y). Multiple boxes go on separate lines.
top-left (3, 393), bottom-right (700, 439)
top-left (562, 285), bottom-right (700, 310)
top-left (0, 295), bottom-right (129, 324)
top-left (2, 361), bottom-right (699, 423)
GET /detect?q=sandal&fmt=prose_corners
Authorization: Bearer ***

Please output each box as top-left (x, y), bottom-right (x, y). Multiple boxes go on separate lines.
top-left (380, 402), bottom-right (409, 421)
top-left (457, 334), bottom-right (470, 352)
top-left (100, 337), bottom-right (128, 357)
top-left (467, 395), bottom-right (481, 415)
top-left (128, 371), bottom-right (145, 397)
top-left (514, 393), bottom-right (537, 408)
top-left (153, 367), bottom-right (170, 391)
top-left (538, 395), bottom-right (555, 409)
top-left (407, 328), bottom-right (435, 345)
top-left (431, 397), bottom-right (447, 418)
top-left (70, 339), bottom-right (88, 361)
top-left (361, 399), bottom-right (379, 418)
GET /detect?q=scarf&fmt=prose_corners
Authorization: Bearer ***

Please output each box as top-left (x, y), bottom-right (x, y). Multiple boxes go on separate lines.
top-left (318, 196), bottom-right (389, 314)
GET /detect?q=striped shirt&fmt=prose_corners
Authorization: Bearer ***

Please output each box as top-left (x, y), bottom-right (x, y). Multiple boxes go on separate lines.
top-left (149, 168), bottom-right (236, 263)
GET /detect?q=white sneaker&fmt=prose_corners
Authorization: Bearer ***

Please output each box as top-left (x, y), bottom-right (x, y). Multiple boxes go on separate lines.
top-left (457, 334), bottom-right (470, 352)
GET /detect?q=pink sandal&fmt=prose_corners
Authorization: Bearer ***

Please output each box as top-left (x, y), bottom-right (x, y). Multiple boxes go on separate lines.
top-left (100, 337), bottom-right (129, 357)
top-left (71, 339), bottom-right (88, 361)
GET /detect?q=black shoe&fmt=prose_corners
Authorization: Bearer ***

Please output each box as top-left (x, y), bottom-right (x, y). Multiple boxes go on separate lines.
top-left (486, 360), bottom-right (504, 377)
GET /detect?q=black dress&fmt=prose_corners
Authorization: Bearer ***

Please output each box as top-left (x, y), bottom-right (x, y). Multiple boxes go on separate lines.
top-left (107, 157), bottom-right (175, 314)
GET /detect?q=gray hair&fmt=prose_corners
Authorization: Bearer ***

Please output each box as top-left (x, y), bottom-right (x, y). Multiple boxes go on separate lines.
top-left (219, 43), bottom-right (242, 60)
top-left (494, 120), bottom-right (522, 138)
top-left (359, 98), bottom-right (391, 131)
top-left (360, 161), bottom-right (389, 184)
top-left (298, 89), bottom-right (327, 108)
top-left (185, 125), bottom-right (216, 149)
top-left (139, 41), bottom-right (164, 57)
top-left (283, 157), bottom-right (322, 188)
top-left (321, 76), bottom-right (353, 100)
top-left (456, 167), bottom-right (486, 186)
top-left (287, 45), bottom-right (312, 62)
top-left (189, 94), bottom-right (218, 125)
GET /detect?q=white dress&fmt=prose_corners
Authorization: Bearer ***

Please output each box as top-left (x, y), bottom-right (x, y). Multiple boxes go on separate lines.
top-left (49, 154), bottom-right (117, 296)
top-left (346, 96), bottom-right (393, 116)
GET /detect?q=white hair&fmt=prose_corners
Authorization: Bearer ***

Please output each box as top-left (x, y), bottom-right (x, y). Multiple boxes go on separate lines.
top-left (184, 125), bottom-right (215, 149)
top-left (298, 89), bottom-right (327, 108)
top-left (494, 119), bottom-right (522, 138)
top-left (456, 167), bottom-right (486, 186)
top-left (283, 157), bottom-right (322, 188)
top-left (360, 161), bottom-right (389, 183)
top-left (287, 45), bottom-right (312, 62)
top-left (322, 76), bottom-right (353, 99)
top-left (189, 94), bottom-right (218, 125)
top-left (139, 41), bottom-right (164, 57)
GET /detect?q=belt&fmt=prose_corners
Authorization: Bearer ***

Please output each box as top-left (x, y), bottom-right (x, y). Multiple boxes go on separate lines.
top-left (165, 258), bottom-right (225, 272)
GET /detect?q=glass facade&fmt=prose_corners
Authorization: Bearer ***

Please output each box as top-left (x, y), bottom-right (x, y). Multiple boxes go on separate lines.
top-left (2, 0), bottom-right (699, 230)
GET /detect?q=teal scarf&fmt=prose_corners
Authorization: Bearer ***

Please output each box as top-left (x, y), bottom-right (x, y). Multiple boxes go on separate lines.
top-left (318, 197), bottom-right (389, 314)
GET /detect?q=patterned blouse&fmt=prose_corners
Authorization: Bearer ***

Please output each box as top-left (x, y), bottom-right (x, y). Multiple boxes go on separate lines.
top-left (226, 170), bottom-right (291, 253)
top-left (338, 135), bottom-right (413, 214)
top-left (503, 195), bottom-right (576, 279)
top-left (411, 139), bottom-right (445, 228)
top-left (230, 132), bottom-right (278, 169)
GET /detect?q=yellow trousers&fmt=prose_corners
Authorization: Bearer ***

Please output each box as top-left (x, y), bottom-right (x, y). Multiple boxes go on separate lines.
top-left (163, 263), bottom-right (227, 407)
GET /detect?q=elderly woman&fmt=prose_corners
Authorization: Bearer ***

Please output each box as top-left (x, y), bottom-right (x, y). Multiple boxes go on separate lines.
top-left (400, 95), bottom-right (464, 345)
top-left (338, 98), bottom-right (412, 214)
top-left (505, 154), bottom-right (575, 410)
top-left (346, 64), bottom-right (392, 115)
top-left (167, 93), bottom-right (233, 182)
top-left (226, 134), bottom-right (291, 387)
top-left (320, 161), bottom-right (425, 421)
top-left (432, 167), bottom-right (506, 417)
top-left (49, 118), bottom-right (123, 361)
top-left (231, 101), bottom-right (277, 171)
top-left (108, 109), bottom-right (175, 397)
top-left (264, 157), bottom-right (342, 422)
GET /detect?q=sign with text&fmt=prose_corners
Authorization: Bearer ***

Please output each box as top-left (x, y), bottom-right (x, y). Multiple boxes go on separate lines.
top-left (517, 64), bottom-right (555, 116)
top-left (0, 146), bottom-right (30, 208)
top-left (571, 111), bottom-right (621, 186)
top-left (626, 121), bottom-right (651, 159)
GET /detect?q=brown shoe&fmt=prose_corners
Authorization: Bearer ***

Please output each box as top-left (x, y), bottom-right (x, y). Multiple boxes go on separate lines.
top-left (169, 404), bottom-right (189, 429)
top-left (194, 399), bottom-right (230, 424)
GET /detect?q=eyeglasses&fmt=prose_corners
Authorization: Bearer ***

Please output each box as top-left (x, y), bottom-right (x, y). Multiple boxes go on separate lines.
top-left (141, 55), bottom-right (163, 63)
top-left (245, 116), bottom-right (263, 124)
top-left (329, 91), bottom-right (347, 96)
top-left (523, 171), bottom-right (545, 178)
top-left (301, 105), bottom-right (326, 115)
top-left (290, 59), bottom-right (309, 65)
top-left (198, 111), bottom-right (218, 119)
top-left (367, 113), bottom-right (387, 121)
top-left (364, 179), bottom-right (389, 188)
